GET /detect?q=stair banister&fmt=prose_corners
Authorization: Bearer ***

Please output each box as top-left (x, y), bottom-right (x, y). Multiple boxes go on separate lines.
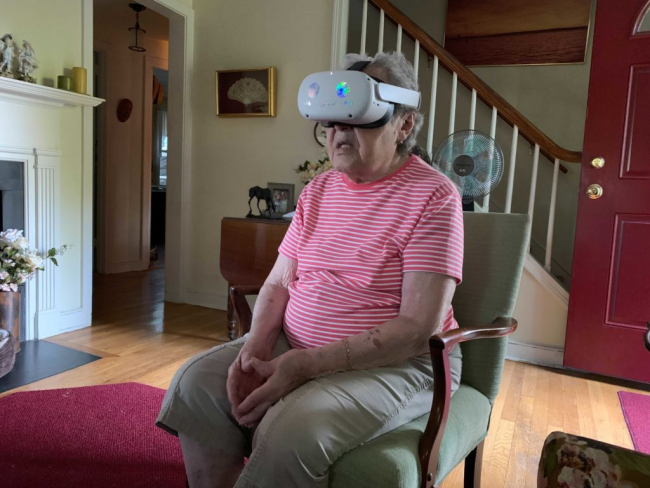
top-left (366, 0), bottom-right (582, 167)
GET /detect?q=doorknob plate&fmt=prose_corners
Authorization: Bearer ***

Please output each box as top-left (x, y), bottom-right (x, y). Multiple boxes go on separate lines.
top-left (587, 184), bottom-right (603, 199)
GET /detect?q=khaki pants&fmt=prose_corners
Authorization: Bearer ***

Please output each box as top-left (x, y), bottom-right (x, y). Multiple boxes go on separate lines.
top-left (156, 332), bottom-right (462, 488)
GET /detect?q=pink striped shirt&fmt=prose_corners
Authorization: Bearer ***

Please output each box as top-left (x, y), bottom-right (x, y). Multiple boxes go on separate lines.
top-left (278, 155), bottom-right (464, 350)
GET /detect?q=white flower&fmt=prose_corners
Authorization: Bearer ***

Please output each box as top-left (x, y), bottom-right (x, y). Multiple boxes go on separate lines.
top-left (24, 252), bottom-right (44, 269)
top-left (0, 283), bottom-right (18, 292)
top-left (12, 237), bottom-right (29, 250)
top-left (0, 271), bottom-right (8, 280)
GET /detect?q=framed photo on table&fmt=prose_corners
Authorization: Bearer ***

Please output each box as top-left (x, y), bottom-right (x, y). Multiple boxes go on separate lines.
top-left (215, 67), bottom-right (277, 117)
top-left (267, 182), bottom-right (295, 217)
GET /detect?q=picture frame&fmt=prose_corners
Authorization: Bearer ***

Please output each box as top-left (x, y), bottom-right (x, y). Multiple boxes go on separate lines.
top-left (215, 67), bottom-right (276, 117)
top-left (267, 182), bottom-right (295, 217)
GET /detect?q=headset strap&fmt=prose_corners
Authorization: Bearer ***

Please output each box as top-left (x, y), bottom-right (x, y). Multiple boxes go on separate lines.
top-left (346, 60), bottom-right (372, 72)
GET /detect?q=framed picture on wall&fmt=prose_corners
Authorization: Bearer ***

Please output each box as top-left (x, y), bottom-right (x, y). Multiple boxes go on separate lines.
top-left (267, 182), bottom-right (295, 217)
top-left (215, 67), bottom-right (277, 117)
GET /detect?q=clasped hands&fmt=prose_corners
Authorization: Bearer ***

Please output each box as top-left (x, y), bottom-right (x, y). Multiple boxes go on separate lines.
top-left (227, 339), bottom-right (312, 428)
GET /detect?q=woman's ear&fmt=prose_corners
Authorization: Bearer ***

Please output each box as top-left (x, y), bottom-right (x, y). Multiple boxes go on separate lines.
top-left (399, 112), bottom-right (416, 141)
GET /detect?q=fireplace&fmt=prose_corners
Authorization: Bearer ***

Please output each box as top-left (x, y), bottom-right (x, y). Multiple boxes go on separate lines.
top-left (0, 160), bottom-right (27, 343)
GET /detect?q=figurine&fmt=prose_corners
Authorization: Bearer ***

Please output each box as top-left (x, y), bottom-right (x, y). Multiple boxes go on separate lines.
top-left (247, 186), bottom-right (276, 218)
top-left (17, 40), bottom-right (38, 83)
top-left (0, 34), bottom-right (14, 78)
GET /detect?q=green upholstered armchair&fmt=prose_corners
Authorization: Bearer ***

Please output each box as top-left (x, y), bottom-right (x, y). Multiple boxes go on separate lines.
top-left (229, 212), bottom-right (531, 488)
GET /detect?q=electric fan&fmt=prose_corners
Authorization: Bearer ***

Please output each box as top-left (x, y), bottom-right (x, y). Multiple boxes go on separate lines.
top-left (432, 130), bottom-right (504, 203)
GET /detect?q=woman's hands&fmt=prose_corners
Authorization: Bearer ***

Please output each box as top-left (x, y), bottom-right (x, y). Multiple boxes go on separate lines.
top-left (226, 339), bottom-right (272, 420)
top-left (233, 349), bottom-right (313, 428)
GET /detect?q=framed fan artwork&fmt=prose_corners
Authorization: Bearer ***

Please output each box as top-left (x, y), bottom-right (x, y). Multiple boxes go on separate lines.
top-left (215, 67), bottom-right (277, 117)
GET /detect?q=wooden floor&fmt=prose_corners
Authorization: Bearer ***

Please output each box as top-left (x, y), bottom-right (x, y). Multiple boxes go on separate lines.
top-left (3, 268), bottom-right (647, 487)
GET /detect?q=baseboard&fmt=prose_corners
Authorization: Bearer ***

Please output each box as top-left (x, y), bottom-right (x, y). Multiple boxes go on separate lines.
top-left (506, 340), bottom-right (564, 368)
top-left (58, 308), bottom-right (92, 334)
top-left (183, 290), bottom-right (228, 310)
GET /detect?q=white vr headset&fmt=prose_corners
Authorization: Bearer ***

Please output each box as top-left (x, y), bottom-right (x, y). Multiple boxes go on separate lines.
top-left (297, 61), bottom-right (421, 129)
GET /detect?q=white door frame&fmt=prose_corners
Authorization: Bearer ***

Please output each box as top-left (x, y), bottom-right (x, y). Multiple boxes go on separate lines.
top-left (84, 0), bottom-right (193, 304)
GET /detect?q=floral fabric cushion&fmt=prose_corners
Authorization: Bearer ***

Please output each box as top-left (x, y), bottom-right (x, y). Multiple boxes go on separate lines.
top-left (538, 431), bottom-right (650, 488)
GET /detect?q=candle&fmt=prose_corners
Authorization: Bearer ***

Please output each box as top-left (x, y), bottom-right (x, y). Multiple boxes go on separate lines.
top-left (57, 75), bottom-right (73, 91)
top-left (72, 67), bottom-right (87, 94)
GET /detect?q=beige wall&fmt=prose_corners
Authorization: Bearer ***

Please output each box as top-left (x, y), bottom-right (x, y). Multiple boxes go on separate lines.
top-left (1, 0), bottom-right (85, 313)
top-left (94, 1), bottom-right (169, 273)
top-left (187, 0), bottom-right (332, 304)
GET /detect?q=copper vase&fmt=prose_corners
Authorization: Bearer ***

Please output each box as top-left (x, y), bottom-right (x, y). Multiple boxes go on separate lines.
top-left (0, 291), bottom-right (20, 353)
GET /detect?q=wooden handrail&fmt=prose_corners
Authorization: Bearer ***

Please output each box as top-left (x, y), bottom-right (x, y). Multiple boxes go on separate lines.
top-left (368, 0), bottom-right (582, 167)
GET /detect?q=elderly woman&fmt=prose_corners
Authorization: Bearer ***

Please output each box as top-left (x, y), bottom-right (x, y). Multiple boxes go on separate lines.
top-left (157, 52), bottom-right (464, 488)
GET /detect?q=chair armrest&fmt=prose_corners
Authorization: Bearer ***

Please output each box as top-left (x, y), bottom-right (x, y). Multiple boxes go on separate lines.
top-left (431, 317), bottom-right (518, 351)
top-left (418, 317), bottom-right (518, 488)
top-left (228, 285), bottom-right (262, 338)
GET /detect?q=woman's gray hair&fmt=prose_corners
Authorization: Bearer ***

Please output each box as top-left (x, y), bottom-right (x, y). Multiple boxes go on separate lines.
top-left (340, 52), bottom-right (424, 156)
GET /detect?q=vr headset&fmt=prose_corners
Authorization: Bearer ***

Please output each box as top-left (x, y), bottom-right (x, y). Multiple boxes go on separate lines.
top-left (297, 61), bottom-right (421, 129)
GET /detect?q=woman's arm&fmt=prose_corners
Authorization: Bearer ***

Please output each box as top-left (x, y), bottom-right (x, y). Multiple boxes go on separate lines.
top-left (303, 271), bottom-right (456, 376)
top-left (242, 253), bottom-right (297, 351)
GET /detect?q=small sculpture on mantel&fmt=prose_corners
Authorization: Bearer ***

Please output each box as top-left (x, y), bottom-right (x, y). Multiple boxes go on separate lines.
top-left (17, 40), bottom-right (39, 83)
top-left (247, 186), bottom-right (276, 219)
top-left (0, 34), bottom-right (15, 78)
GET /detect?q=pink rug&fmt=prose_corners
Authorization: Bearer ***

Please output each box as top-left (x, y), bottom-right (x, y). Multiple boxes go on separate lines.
top-left (0, 382), bottom-right (185, 487)
top-left (618, 390), bottom-right (650, 455)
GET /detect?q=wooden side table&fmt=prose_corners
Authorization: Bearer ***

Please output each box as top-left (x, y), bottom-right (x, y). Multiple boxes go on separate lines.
top-left (220, 217), bottom-right (290, 339)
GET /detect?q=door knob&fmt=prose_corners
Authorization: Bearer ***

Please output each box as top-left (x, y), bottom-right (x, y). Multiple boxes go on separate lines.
top-left (586, 184), bottom-right (603, 199)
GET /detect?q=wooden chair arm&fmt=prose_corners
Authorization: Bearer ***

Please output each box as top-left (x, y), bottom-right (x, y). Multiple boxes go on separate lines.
top-left (228, 286), bottom-right (262, 337)
top-left (418, 317), bottom-right (518, 488)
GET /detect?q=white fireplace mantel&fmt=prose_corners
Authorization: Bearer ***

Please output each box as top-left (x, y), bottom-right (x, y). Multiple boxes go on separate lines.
top-left (0, 77), bottom-right (104, 341)
top-left (0, 77), bottom-right (104, 108)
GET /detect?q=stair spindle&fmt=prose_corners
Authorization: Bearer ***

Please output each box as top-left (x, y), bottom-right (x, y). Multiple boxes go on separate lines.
top-left (469, 89), bottom-right (477, 130)
top-left (528, 144), bottom-right (540, 238)
top-left (360, 0), bottom-right (368, 54)
top-left (378, 9), bottom-right (385, 52)
top-left (505, 125), bottom-right (518, 213)
top-left (545, 158), bottom-right (560, 272)
top-left (483, 107), bottom-right (498, 212)
top-left (413, 40), bottom-right (420, 77)
top-left (396, 24), bottom-right (402, 52)
top-left (426, 56), bottom-right (439, 156)
top-left (448, 72), bottom-right (457, 135)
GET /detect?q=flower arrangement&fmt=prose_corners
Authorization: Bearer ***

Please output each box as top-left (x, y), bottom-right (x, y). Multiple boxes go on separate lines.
top-left (295, 154), bottom-right (333, 184)
top-left (0, 229), bottom-right (70, 292)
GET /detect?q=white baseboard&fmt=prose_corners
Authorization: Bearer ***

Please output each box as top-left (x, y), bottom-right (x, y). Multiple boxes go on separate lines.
top-left (507, 340), bottom-right (564, 368)
top-left (58, 308), bottom-right (92, 334)
top-left (183, 290), bottom-right (228, 310)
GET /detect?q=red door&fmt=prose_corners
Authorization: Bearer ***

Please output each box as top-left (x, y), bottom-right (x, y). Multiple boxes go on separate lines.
top-left (565, 0), bottom-right (650, 383)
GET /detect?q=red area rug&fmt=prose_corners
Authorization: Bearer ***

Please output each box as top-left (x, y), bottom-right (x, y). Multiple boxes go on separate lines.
top-left (0, 382), bottom-right (185, 488)
top-left (618, 390), bottom-right (650, 455)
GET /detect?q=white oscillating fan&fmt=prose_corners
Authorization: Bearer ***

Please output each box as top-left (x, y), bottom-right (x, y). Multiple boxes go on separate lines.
top-left (432, 130), bottom-right (504, 204)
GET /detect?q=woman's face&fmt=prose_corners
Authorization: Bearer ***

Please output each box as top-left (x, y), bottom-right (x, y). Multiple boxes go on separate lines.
top-left (325, 67), bottom-right (415, 181)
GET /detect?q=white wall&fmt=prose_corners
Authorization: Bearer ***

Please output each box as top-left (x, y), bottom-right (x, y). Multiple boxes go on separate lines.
top-left (1, 0), bottom-right (87, 319)
top-left (185, 0), bottom-right (333, 307)
top-left (94, 0), bottom-right (169, 273)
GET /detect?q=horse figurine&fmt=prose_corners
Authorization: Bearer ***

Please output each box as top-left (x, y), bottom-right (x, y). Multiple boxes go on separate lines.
top-left (247, 186), bottom-right (276, 218)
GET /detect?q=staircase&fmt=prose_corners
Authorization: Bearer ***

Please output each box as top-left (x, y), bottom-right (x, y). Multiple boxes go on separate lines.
top-left (332, 0), bottom-right (583, 366)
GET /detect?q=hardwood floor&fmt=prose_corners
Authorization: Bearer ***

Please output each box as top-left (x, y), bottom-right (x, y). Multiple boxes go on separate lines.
top-left (3, 268), bottom-right (646, 487)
